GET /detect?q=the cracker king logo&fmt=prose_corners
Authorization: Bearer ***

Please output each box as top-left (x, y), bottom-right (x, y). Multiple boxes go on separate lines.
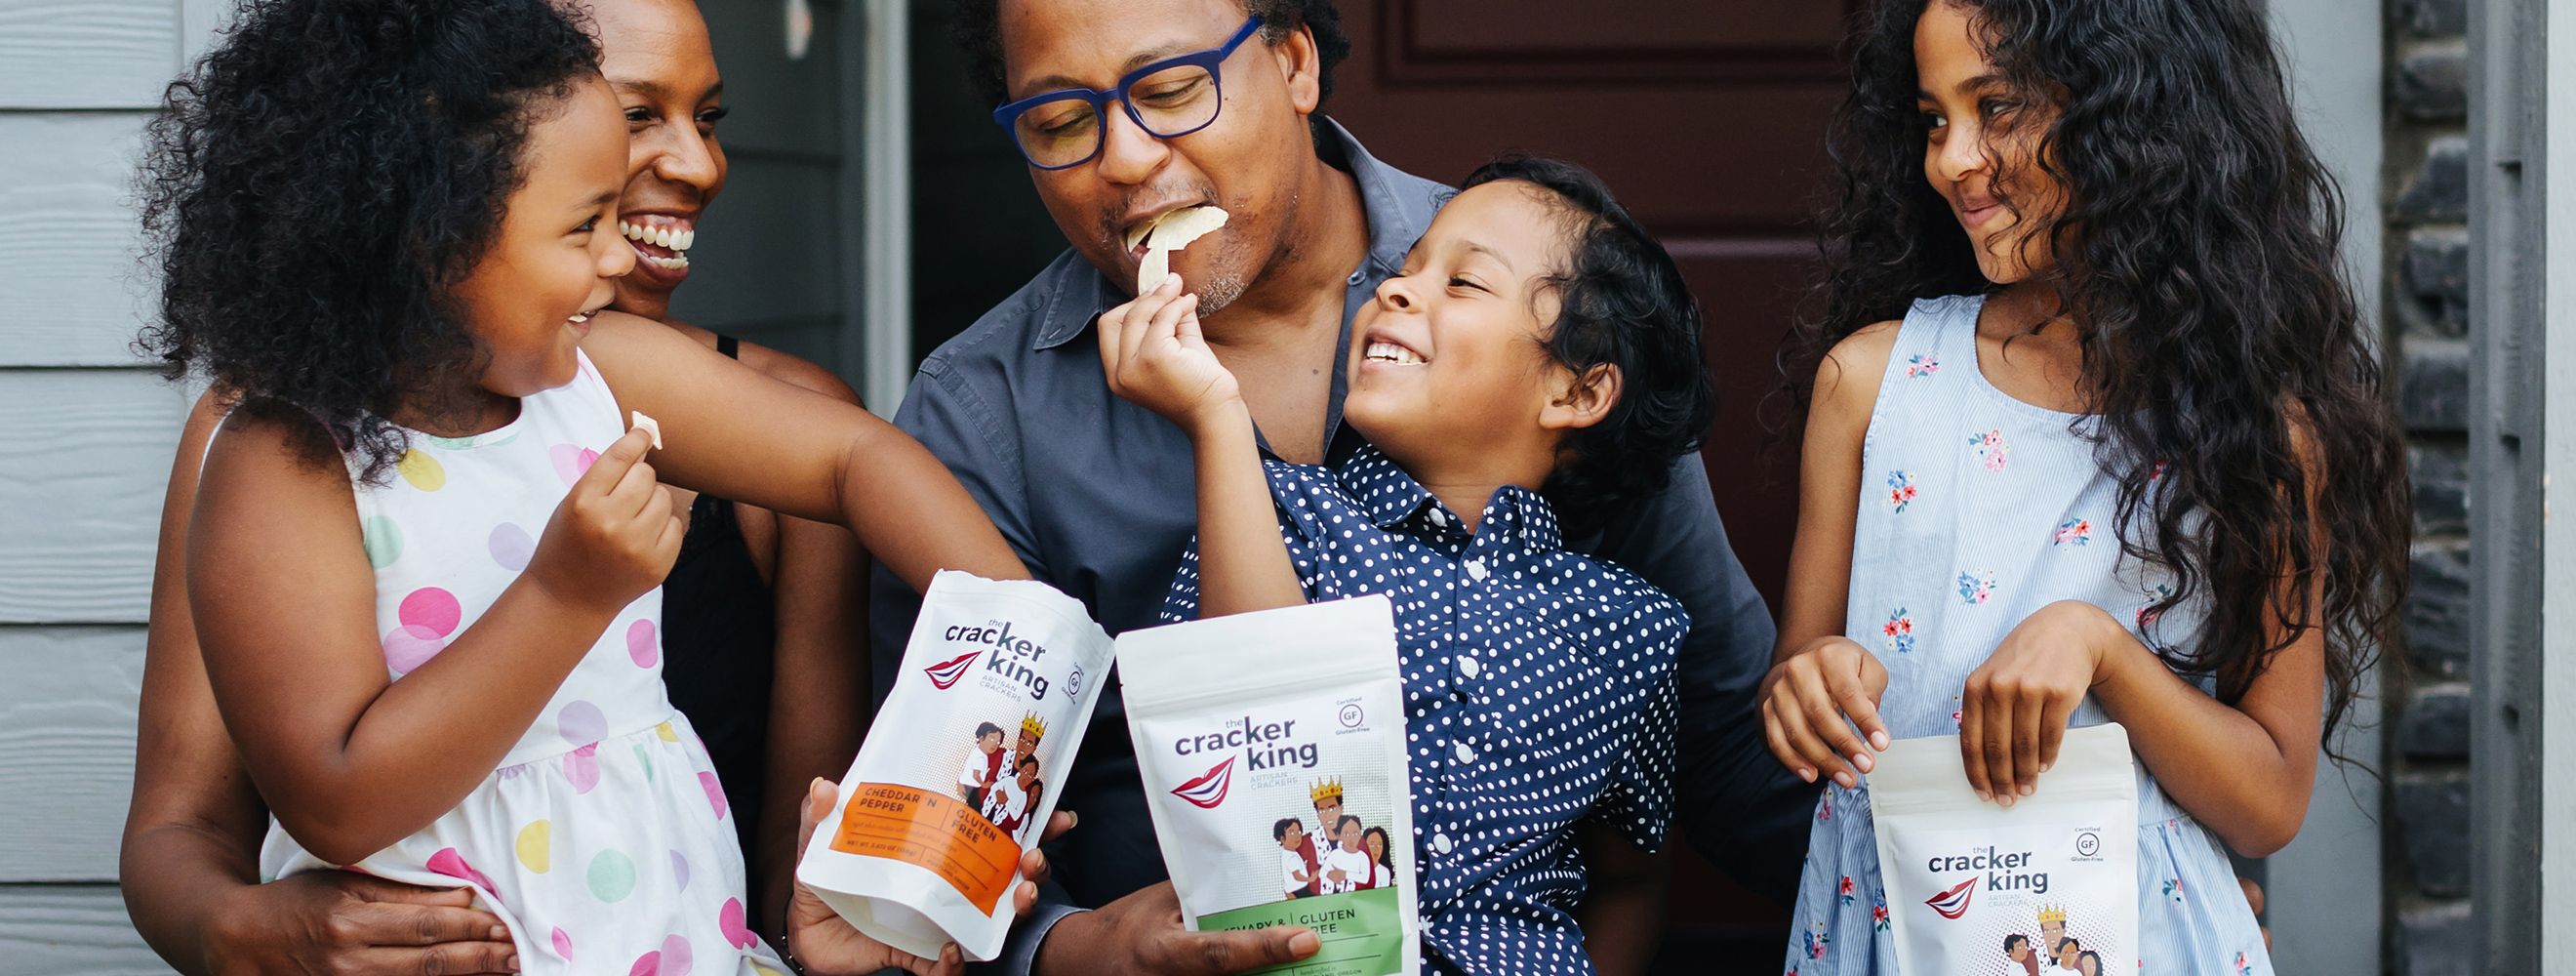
top-left (1018, 712), bottom-right (1048, 756)
top-left (924, 650), bottom-right (979, 689)
top-left (935, 620), bottom-right (1062, 699)
top-left (1171, 756), bottom-right (1236, 809)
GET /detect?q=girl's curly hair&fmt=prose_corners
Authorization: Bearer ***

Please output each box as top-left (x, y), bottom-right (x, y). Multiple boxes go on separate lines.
top-left (138, 0), bottom-right (601, 482)
top-left (1465, 156), bottom-right (1719, 538)
top-left (1792, 0), bottom-right (2411, 739)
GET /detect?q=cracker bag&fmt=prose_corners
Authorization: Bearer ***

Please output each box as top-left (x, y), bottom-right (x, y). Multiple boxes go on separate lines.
top-left (1118, 595), bottom-right (1421, 976)
top-left (1870, 723), bottom-right (2139, 976)
top-left (796, 571), bottom-right (1113, 961)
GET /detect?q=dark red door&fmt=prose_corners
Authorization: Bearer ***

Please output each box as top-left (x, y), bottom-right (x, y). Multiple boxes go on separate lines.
top-left (1325, 0), bottom-right (1843, 966)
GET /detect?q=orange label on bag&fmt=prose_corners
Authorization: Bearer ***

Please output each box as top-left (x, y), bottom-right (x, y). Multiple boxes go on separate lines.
top-left (829, 782), bottom-right (1021, 915)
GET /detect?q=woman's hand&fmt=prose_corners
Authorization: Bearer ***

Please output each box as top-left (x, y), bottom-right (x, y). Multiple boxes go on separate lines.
top-left (1098, 274), bottom-right (1241, 434)
top-left (525, 427), bottom-right (686, 614)
top-left (1959, 599), bottom-right (2119, 804)
top-left (201, 871), bottom-right (517, 976)
top-left (1759, 635), bottom-right (1891, 789)
top-left (786, 779), bottom-right (1067, 976)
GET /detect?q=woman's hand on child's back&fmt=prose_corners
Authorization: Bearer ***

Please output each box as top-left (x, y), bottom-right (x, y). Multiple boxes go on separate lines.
top-left (1098, 274), bottom-right (1244, 434)
top-left (526, 427), bottom-right (686, 614)
top-left (1958, 599), bottom-right (2118, 805)
top-left (1760, 635), bottom-right (1892, 789)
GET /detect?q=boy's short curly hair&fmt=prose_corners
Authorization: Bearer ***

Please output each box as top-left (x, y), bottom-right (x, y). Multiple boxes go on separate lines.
top-left (138, 0), bottom-right (601, 483)
top-left (949, 0), bottom-right (1349, 123)
top-left (1462, 156), bottom-right (1718, 537)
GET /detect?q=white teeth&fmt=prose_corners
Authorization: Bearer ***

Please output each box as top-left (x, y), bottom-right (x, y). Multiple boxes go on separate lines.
top-left (1364, 341), bottom-right (1425, 365)
top-left (570, 311), bottom-right (591, 323)
top-left (619, 222), bottom-right (694, 253)
top-left (646, 255), bottom-right (690, 269)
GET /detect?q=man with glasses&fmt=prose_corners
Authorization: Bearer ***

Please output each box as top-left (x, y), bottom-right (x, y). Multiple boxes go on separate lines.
top-left (863, 1), bottom-right (1818, 972)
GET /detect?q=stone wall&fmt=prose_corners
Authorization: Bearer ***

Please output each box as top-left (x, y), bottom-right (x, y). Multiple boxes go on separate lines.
top-left (2385, 0), bottom-right (2472, 973)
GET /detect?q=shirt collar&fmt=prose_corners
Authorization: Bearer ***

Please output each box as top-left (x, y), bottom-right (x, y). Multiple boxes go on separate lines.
top-left (1031, 117), bottom-right (1433, 351)
top-left (1335, 444), bottom-right (1562, 552)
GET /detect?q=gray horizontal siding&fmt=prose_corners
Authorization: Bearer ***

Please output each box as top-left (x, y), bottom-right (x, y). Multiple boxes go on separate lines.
top-left (0, 369), bottom-right (184, 625)
top-left (0, 884), bottom-right (172, 974)
top-left (0, 0), bottom-right (177, 110)
top-left (0, 627), bottom-right (144, 882)
top-left (0, 113), bottom-right (155, 366)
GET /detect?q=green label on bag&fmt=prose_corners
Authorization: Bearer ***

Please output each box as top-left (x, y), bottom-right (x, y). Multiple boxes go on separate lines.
top-left (1197, 886), bottom-right (1405, 976)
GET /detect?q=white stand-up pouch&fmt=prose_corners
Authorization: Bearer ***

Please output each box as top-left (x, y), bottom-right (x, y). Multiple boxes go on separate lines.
top-left (1871, 723), bottom-right (2139, 976)
top-left (796, 571), bottom-right (1114, 961)
top-left (1118, 595), bottom-right (1422, 976)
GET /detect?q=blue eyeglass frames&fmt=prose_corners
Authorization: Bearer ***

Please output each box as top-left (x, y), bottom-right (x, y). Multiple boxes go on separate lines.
top-left (989, 17), bottom-right (1265, 171)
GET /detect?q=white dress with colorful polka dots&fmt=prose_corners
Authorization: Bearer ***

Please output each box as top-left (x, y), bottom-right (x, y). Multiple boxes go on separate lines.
top-left (258, 351), bottom-right (784, 976)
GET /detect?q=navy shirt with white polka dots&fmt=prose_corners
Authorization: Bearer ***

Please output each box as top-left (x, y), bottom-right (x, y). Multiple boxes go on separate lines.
top-left (1161, 445), bottom-right (1687, 976)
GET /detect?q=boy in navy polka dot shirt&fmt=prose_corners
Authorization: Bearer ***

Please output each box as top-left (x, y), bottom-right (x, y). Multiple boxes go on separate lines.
top-left (1099, 156), bottom-right (1717, 976)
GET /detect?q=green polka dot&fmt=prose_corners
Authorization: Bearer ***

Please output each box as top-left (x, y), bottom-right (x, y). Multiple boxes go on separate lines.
top-left (423, 434), bottom-right (478, 449)
top-left (633, 744), bottom-right (654, 782)
top-left (586, 849), bottom-right (636, 902)
top-left (361, 516), bottom-right (403, 568)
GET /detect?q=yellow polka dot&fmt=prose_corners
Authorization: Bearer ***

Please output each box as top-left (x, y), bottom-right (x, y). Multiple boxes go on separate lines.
top-left (655, 721), bottom-right (678, 742)
top-left (750, 965), bottom-right (786, 976)
top-left (397, 449), bottom-right (446, 491)
top-left (515, 820), bottom-right (550, 874)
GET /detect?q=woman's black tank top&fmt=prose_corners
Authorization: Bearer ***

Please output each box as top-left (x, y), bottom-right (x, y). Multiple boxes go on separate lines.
top-left (659, 334), bottom-right (775, 862)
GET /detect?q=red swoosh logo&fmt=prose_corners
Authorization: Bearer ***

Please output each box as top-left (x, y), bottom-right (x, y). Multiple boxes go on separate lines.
top-left (1170, 755), bottom-right (1236, 809)
top-left (1925, 876), bottom-right (1978, 919)
top-left (924, 650), bottom-right (980, 689)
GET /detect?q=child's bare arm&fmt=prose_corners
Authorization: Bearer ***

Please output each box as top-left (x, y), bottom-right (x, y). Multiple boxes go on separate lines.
top-left (579, 312), bottom-right (1027, 591)
top-left (1761, 322), bottom-right (1899, 789)
top-left (191, 416), bottom-right (679, 864)
top-left (1097, 277), bottom-right (1305, 616)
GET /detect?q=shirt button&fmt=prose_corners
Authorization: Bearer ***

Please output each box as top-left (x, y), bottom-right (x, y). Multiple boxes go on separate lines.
top-left (1454, 742), bottom-right (1476, 763)
top-left (1457, 655), bottom-right (1480, 678)
top-left (1464, 558), bottom-right (1488, 581)
top-left (1432, 833), bottom-right (1454, 854)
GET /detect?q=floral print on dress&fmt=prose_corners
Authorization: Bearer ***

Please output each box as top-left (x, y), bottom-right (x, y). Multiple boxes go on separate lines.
top-left (1882, 607), bottom-right (1916, 654)
top-left (1837, 875), bottom-right (1856, 907)
top-left (1969, 429), bottom-right (2010, 471)
top-left (2235, 952), bottom-right (2253, 976)
top-left (1887, 470), bottom-right (1918, 512)
top-left (2163, 877), bottom-right (2185, 904)
top-left (2054, 518), bottom-right (2092, 550)
top-left (1906, 353), bottom-right (1940, 378)
top-left (1803, 921), bottom-right (1831, 959)
top-left (1817, 793), bottom-right (1832, 822)
top-left (2137, 583), bottom-right (2175, 629)
top-left (1957, 570), bottom-right (1996, 605)
top-left (1871, 889), bottom-right (1890, 931)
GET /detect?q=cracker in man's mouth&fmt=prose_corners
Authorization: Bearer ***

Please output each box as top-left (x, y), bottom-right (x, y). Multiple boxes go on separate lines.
top-left (1134, 206), bottom-right (1229, 295)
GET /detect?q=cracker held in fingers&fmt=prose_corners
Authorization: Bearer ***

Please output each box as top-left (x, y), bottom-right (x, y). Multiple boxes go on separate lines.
top-left (630, 411), bottom-right (663, 450)
top-left (1131, 206), bottom-right (1229, 295)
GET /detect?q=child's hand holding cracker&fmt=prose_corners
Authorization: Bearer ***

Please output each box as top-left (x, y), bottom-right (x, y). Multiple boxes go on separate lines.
top-left (526, 427), bottom-right (687, 614)
top-left (1098, 274), bottom-right (1243, 434)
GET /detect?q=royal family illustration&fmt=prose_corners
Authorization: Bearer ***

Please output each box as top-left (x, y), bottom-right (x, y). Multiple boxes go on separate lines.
top-left (957, 712), bottom-right (1050, 843)
top-left (1997, 905), bottom-right (2104, 973)
top-left (1270, 779), bottom-right (1392, 901)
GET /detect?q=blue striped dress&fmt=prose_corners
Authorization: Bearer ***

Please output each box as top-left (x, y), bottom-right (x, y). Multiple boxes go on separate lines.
top-left (1783, 295), bottom-right (2273, 976)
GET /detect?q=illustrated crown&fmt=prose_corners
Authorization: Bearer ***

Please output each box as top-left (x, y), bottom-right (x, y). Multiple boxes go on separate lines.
top-left (1020, 712), bottom-right (1048, 740)
top-left (1310, 778), bottom-right (1344, 805)
top-left (2036, 905), bottom-right (2067, 924)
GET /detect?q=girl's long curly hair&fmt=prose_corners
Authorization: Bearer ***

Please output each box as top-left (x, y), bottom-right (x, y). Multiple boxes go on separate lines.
top-left (138, 0), bottom-right (600, 482)
top-left (1794, 0), bottom-right (2411, 739)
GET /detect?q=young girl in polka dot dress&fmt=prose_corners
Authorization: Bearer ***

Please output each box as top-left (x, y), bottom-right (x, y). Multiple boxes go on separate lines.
top-left (1101, 157), bottom-right (1715, 976)
top-left (141, 2), bottom-right (1026, 973)
top-left (1761, 2), bottom-right (2411, 974)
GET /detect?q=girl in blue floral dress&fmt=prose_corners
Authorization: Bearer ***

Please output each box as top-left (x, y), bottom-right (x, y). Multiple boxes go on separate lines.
top-left (1760, 1), bottom-right (2412, 974)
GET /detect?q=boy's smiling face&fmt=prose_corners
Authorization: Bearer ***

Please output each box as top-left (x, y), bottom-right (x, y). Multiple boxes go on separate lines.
top-left (1345, 181), bottom-right (1605, 493)
top-left (1279, 822), bottom-right (1305, 851)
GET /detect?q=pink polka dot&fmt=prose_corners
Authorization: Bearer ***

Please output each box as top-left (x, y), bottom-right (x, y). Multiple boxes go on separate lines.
top-left (699, 771), bottom-right (727, 820)
top-left (425, 847), bottom-right (496, 893)
top-left (660, 934), bottom-right (693, 976)
top-left (397, 588), bottom-right (463, 637)
top-left (626, 619), bottom-right (660, 668)
top-left (626, 952), bottom-right (661, 976)
top-left (551, 927), bottom-right (574, 960)
top-left (557, 700), bottom-right (607, 744)
top-left (382, 624), bottom-right (444, 673)
top-left (566, 743), bottom-right (601, 794)
top-left (488, 523), bottom-right (535, 572)
top-left (551, 443), bottom-right (601, 485)
top-left (718, 897), bottom-right (757, 949)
